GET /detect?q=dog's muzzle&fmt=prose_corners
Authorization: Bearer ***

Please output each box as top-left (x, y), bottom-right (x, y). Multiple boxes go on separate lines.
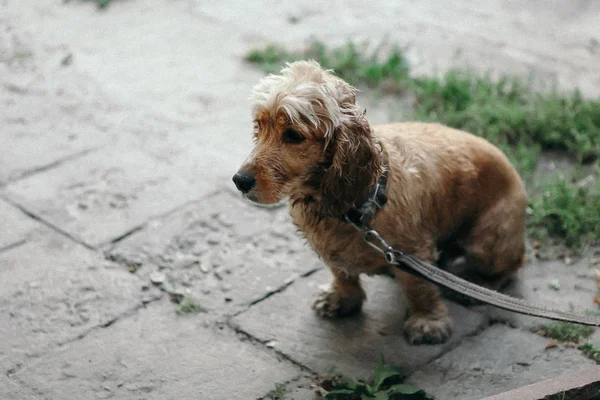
top-left (232, 171), bottom-right (256, 194)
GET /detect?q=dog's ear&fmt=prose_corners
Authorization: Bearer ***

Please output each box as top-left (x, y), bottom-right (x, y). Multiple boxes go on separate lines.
top-left (318, 112), bottom-right (381, 217)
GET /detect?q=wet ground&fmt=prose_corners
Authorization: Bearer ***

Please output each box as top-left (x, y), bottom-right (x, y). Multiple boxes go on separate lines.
top-left (1, 1), bottom-right (599, 399)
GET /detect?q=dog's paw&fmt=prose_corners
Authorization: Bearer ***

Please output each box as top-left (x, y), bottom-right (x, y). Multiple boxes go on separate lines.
top-left (404, 313), bottom-right (453, 345)
top-left (311, 290), bottom-right (363, 318)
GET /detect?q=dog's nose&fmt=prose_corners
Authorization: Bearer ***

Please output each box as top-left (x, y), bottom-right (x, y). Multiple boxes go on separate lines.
top-left (232, 172), bottom-right (256, 193)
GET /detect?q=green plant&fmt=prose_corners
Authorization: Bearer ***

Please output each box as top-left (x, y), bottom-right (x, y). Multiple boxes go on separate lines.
top-left (528, 173), bottom-right (600, 248)
top-left (320, 363), bottom-right (429, 399)
top-left (246, 40), bottom-right (410, 92)
top-left (175, 297), bottom-right (206, 314)
top-left (579, 343), bottom-right (600, 363)
top-left (412, 71), bottom-right (600, 165)
top-left (265, 382), bottom-right (287, 400)
top-left (537, 322), bottom-right (595, 343)
top-left (77, 0), bottom-right (113, 9)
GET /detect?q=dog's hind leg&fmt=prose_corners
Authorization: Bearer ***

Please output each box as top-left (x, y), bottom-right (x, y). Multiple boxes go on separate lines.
top-left (462, 196), bottom-right (527, 289)
top-left (312, 266), bottom-right (366, 318)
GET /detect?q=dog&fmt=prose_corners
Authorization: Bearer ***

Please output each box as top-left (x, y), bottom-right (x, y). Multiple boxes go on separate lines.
top-left (233, 60), bottom-right (527, 344)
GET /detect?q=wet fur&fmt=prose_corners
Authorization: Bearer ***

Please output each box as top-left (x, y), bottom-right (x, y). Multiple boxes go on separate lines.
top-left (236, 61), bottom-right (527, 344)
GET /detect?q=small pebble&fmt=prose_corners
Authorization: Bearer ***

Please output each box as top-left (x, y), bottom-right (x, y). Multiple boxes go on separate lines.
top-left (564, 256), bottom-right (573, 265)
top-left (150, 271), bottom-right (166, 285)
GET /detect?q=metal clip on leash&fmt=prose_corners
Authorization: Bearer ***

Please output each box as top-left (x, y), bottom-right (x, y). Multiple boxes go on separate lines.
top-left (363, 229), bottom-right (398, 264)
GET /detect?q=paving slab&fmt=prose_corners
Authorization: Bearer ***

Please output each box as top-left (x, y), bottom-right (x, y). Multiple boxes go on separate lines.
top-left (406, 324), bottom-right (597, 400)
top-left (261, 373), bottom-right (320, 400)
top-left (0, 14), bottom-right (126, 185)
top-left (3, 146), bottom-right (214, 247)
top-left (0, 198), bottom-right (39, 251)
top-left (476, 256), bottom-right (600, 329)
top-left (0, 376), bottom-right (42, 400)
top-left (13, 300), bottom-right (301, 400)
top-left (0, 229), bottom-right (154, 373)
top-left (107, 190), bottom-right (323, 316)
top-left (231, 269), bottom-right (488, 378)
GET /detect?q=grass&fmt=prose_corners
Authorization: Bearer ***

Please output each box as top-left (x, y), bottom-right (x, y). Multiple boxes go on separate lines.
top-left (265, 382), bottom-right (287, 400)
top-left (73, 0), bottom-right (113, 9)
top-left (579, 343), bottom-right (600, 363)
top-left (245, 40), bottom-right (600, 250)
top-left (175, 297), bottom-right (206, 315)
top-left (528, 172), bottom-right (600, 248)
top-left (537, 322), bottom-right (600, 364)
top-left (537, 322), bottom-right (595, 343)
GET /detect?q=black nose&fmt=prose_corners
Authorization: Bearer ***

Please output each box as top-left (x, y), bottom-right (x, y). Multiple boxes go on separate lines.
top-left (232, 172), bottom-right (256, 193)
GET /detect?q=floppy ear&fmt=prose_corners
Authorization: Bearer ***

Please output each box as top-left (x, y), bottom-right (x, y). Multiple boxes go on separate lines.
top-left (318, 111), bottom-right (382, 217)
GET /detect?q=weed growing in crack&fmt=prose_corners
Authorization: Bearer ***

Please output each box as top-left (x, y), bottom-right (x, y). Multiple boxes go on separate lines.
top-left (537, 322), bottom-right (595, 343)
top-left (528, 172), bottom-right (600, 249)
top-left (579, 343), bottom-right (600, 363)
top-left (67, 0), bottom-right (113, 9)
top-left (265, 382), bottom-right (287, 400)
top-left (318, 362), bottom-right (430, 399)
top-left (175, 297), bottom-right (206, 315)
top-left (537, 322), bottom-right (600, 365)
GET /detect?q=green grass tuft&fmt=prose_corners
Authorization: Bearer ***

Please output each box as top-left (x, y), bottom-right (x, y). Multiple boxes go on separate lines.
top-left (579, 343), bottom-right (600, 363)
top-left (412, 72), bottom-right (600, 164)
top-left (528, 173), bottom-right (600, 248)
top-left (265, 382), bottom-right (287, 400)
top-left (175, 297), bottom-right (206, 315)
top-left (537, 322), bottom-right (595, 343)
top-left (246, 40), bottom-right (410, 92)
top-left (75, 0), bottom-right (113, 9)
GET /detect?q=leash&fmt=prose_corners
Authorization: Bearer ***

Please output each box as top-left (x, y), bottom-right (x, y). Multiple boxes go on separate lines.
top-left (347, 220), bottom-right (600, 326)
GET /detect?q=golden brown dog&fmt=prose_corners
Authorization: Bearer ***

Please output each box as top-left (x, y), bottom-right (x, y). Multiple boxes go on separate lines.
top-left (233, 60), bottom-right (527, 344)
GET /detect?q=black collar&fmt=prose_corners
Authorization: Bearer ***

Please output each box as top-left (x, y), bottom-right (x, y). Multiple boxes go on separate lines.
top-left (344, 151), bottom-right (388, 228)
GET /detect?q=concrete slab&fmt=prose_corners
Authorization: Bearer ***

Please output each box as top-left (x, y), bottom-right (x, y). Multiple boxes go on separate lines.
top-left (0, 14), bottom-right (125, 185)
top-left (261, 373), bottom-right (319, 400)
top-left (0, 198), bottom-right (39, 251)
top-left (13, 301), bottom-right (301, 400)
top-left (407, 324), bottom-right (596, 400)
top-left (475, 257), bottom-right (600, 329)
top-left (106, 190), bottom-right (323, 316)
top-left (0, 230), bottom-right (153, 373)
top-left (0, 376), bottom-right (41, 400)
top-left (3, 147), bottom-right (214, 247)
top-left (231, 269), bottom-right (488, 378)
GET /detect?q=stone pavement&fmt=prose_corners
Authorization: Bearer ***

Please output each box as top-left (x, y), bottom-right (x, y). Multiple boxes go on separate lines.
top-left (1, 1), bottom-right (599, 399)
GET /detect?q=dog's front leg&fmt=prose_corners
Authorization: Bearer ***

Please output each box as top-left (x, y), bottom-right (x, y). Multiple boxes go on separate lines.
top-left (396, 263), bottom-right (453, 345)
top-left (312, 265), bottom-right (365, 318)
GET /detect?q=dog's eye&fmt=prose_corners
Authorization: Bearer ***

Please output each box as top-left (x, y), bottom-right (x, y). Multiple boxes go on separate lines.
top-left (282, 129), bottom-right (305, 144)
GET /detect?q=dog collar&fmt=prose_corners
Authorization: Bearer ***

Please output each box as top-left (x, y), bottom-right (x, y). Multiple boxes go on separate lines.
top-left (343, 150), bottom-right (388, 228)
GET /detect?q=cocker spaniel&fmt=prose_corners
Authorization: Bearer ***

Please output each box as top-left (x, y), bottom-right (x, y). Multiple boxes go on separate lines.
top-left (233, 60), bottom-right (527, 344)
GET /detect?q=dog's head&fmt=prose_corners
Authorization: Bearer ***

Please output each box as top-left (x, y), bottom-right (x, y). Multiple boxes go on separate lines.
top-left (233, 60), bottom-right (381, 217)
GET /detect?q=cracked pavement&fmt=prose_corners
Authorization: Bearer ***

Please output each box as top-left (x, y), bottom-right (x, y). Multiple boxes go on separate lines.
top-left (1, 1), bottom-right (599, 399)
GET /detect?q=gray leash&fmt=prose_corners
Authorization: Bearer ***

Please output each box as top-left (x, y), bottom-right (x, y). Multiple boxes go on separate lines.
top-left (348, 219), bottom-right (600, 327)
